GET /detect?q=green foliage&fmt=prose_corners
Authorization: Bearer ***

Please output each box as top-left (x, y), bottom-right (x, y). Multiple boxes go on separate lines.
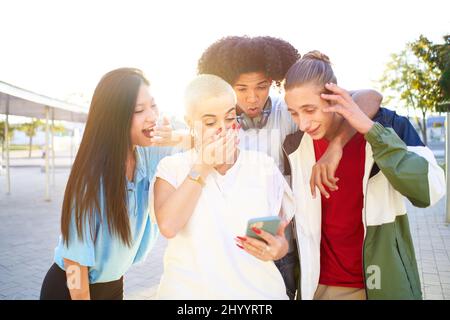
top-left (379, 35), bottom-right (448, 144)
top-left (17, 118), bottom-right (44, 138)
top-left (0, 121), bottom-right (16, 144)
top-left (435, 35), bottom-right (450, 100)
top-left (14, 119), bottom-right (67, 157)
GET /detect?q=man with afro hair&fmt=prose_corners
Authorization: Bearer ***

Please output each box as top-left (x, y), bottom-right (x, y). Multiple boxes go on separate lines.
top-left (198, 35), bottom-right (383, 300)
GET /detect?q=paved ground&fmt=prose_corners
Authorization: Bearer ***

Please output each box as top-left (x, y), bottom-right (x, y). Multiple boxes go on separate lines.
top-left (0, 149), bottom-right (74, 168)
top-left (1, 166), bottom-right (450, 300)
top-left (0, 167), bottom-right (165, 300)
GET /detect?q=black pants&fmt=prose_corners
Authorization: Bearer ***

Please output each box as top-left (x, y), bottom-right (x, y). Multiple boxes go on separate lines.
top-left (40, 263), bottom-right (123, 300)
top-left (274, 251), bottom-right (299, 300)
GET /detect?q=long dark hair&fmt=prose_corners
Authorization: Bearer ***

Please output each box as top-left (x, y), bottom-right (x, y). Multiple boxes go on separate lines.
top-left (61, 68), bottom-right (149, 247)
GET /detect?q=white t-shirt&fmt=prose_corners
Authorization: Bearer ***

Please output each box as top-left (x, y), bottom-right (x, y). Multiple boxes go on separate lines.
top-left (238, 94), bottom-right (298, 174)
top-left (152, 149), bottom-right (295, 299)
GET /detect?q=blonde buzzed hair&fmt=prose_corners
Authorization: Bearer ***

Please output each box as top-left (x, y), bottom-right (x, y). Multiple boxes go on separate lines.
top-left (184, 74), bottom-right (237, 114)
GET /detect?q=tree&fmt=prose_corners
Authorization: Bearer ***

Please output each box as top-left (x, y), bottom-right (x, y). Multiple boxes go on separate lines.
top-left (18, 118), bottom-right (44, 158)
top-left (379, 35), bottom-right (443, 145)
top-left (412, 35), bottom-right (450, 102)
top-left (51, 123), bottom-right (68, 136)
top-left (433, 35), bottom-right (450, 106)
top-left (0, 120), bottom-right (14, 144)
top-left (0, 120), bottom-right (16, 160)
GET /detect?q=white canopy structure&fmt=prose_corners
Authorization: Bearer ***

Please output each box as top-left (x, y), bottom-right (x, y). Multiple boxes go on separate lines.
top-left (0, 80), bottom-right (88, 201)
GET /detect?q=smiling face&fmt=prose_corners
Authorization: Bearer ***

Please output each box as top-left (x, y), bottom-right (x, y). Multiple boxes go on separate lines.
top-left (130, 84), bottom-right (159, 147)
top-left (232, 72), bottom-right (272, 118)
top-left (284, 83), bottom-right (340, 140)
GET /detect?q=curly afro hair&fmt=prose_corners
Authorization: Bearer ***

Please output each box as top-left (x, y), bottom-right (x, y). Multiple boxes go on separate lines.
top-left (197, 36), bottom-right (301, 87)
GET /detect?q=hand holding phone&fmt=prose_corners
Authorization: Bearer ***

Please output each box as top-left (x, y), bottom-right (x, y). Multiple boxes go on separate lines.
top-left (246, 216), bottom-right (281, 241)
top-left (235, 216), bottom-right (289, 262)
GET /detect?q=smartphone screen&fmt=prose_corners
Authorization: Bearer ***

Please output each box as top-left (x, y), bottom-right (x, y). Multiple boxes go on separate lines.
top-left (246, 216), bottom-right (281, 241)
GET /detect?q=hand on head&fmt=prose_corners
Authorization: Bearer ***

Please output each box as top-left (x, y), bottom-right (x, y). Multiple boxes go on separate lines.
top-left (321, 83), bottom-right (374, 135)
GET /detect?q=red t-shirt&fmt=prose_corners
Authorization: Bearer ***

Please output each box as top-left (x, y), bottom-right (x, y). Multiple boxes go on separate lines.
top-left (313, 133), bottom-right (366, 288)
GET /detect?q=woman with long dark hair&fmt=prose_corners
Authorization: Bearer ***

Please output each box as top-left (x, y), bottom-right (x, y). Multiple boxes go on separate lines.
top-left (40, 68), bottom-right (180, 300)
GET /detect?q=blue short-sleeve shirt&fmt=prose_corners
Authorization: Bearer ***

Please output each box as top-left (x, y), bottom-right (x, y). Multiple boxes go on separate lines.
top-left (54, 146), bottom-right (176, 283)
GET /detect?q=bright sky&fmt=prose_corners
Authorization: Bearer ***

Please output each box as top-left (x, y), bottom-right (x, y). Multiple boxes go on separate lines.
top-left (1, 0), bottom-right (449, 120)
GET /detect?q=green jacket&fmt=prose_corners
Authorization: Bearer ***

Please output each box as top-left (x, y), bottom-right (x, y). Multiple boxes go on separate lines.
top-left (283, 108), bottom-right (446, 299)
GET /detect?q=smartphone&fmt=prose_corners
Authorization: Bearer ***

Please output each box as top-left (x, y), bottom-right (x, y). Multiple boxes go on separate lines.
top-left (246, 216), bottom-right (281, 241)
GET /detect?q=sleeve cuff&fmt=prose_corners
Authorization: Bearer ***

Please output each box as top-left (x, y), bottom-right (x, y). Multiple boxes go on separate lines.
top-left (364, 122), bottom-right (386, 146)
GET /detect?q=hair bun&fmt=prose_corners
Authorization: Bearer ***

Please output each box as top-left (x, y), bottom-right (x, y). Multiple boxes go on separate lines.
top-left (303, 50), bottom-right (331, 64)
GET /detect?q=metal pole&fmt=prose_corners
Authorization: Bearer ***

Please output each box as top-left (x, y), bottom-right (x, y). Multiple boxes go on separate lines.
top-left (51, 109), bottom-right (55, 186)
top-left (446, 112), bottom-right (450, 223)
top-left (70, 113), bottom-right (74, 166)
top-left (5, 95), bottom-right (11, 195)
top-left (45, 106), bottom-right (50, 201)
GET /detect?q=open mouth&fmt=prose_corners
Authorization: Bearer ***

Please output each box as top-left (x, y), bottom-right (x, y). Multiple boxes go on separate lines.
top-left (142, 126), bottom-right (155, 138)
top-left (247, 107), bottom-right (260, 115)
